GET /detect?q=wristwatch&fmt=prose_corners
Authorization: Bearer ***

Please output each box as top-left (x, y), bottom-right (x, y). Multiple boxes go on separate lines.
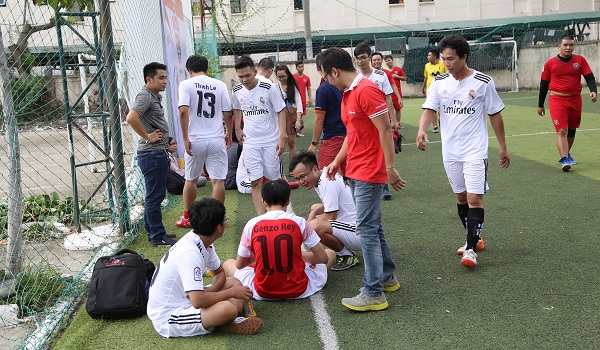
top-left (311, 140), bottom-right (318, 146)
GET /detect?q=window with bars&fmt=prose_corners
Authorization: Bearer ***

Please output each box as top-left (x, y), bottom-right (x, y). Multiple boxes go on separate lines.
top-left (231, 0), bottom-right (246, 14)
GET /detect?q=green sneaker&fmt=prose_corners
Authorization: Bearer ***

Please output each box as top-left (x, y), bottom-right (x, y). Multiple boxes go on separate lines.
top-left (342, 292), bottom-right (388, 311)
top-left (331, 254), bottom-right (360, 271)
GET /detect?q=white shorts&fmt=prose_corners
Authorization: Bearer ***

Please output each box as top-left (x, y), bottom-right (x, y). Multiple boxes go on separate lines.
top-left (236, 150), bottom-right (253, 194)
top-left (233, 262), bottom-right (328, 300)
top-left (185, 138), bottom-right (227, 181)
top-left (329, 220), bottom-right (361, 251)
top-left (242, 146), bottom-right (282, 182)
top-left (443, 159), bottom-right (489, 195)
top-left (153, 304), bottom-right (213, 338)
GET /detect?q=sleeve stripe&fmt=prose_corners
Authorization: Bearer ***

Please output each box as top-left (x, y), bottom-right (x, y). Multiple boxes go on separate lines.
top-left (368, 109), bottom-right (389, 119)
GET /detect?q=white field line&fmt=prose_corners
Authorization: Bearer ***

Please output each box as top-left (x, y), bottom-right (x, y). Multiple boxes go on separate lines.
top-left (310, 292), bottom-right (339, 350)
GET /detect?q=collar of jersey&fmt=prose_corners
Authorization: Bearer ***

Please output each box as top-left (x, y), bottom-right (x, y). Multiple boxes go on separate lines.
top-left (346, 74), bottom-right (364, 92)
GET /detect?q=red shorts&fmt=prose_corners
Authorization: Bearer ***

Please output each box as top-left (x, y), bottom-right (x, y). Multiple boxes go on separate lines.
top-left (318, 136), bottom-right (346, 176)
top-left (391, 94), bottom-right (402, 111)
top-left (548, 94), bottom-right (582, 131)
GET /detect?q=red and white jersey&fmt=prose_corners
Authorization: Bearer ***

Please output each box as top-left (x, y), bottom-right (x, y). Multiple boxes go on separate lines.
top-left (387, 66), bottom-right (405, 96)
top-left (541, 54), bottom-right (592, 95)
top-left (232, 79), bottom-right (286, 147)
top-left (147, 231), bottom-right (221, 325)
top-left (361, 69), bottom-right (393, 96)
top-left (422, 69), bottom-right (505, 161)
top-left (293, 73), bottom-right (311, 104)
top-left (341, 75), bottom-right (388, 184)
top-left (237, 210), bottom-right (321, 299)
top-left (315, 167), bottom-right (356, 225)
top-left (178, 75), bottom-right (232, 142)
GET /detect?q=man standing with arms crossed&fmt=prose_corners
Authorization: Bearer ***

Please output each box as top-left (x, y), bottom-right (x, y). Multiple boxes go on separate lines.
top-left (416, 35), bottom-right (510, 268)
top-left (126, 62), bottom-right (177, 246)
top-left (538, 34), bottom-right (597, 171)
top-left (175, 55), bottom-right (233, 228)
top-left (421, 48), bottom-right (447, 133)
top-left (232, 55), bottom-right (288, 215)
top-left (320, 47), bottom-right (406, 311)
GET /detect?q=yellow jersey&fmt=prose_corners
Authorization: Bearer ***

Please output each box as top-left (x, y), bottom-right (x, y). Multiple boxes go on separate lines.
top-left (424, 60), bottom-right (447, 89)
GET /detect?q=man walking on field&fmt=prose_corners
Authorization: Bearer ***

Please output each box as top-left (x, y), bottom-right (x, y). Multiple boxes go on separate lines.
top-left (538, 33), bottom-right (597, 171)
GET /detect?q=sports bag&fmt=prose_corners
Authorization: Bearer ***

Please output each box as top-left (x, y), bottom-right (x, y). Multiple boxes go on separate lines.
top-left (166, 169), bottom-right (185, 195)
top-left (86, 249), bottom-right (155, 319)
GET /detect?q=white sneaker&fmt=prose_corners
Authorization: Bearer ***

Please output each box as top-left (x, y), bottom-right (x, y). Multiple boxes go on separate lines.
top-left (461, 249), bottom-right (477, 268)
top-left (457, 238), bottom-right (485, 255)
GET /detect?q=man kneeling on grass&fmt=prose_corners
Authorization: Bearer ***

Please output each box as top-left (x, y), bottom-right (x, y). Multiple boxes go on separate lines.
top-left (289, 150), bottom-right (361, 271)
top-left (224, 179), bottom-right (336, 300)
top-left (147, 198), bottom-right (263, 337)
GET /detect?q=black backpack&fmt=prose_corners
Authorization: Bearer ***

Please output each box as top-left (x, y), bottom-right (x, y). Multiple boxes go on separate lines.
top-left (86, 249), bottom-right (155, 319)
top-left (166, 169), bottom-right (185, 195)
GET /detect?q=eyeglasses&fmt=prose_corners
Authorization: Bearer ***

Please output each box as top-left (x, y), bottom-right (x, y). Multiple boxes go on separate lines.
top-left (169, 142), bottom-right (177, 146)
top-left (293, 166), bottom-right (315, 182)
top-left (276, 75), bottom-right (287, 81)
top-left (323, 71), bottom-right (331, 83)
top-left (224, 216), bottom-right (229, 222)
top-left (355, 54), bottom-right (369, 61)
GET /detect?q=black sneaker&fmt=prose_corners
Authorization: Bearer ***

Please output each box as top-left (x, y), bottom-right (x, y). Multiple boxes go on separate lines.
top-left (147, 233), bottom-right (176, 242)
top-left (331, 254), bottom-right (360, 271)
top-left (150, 236), bottom-right (177, 246)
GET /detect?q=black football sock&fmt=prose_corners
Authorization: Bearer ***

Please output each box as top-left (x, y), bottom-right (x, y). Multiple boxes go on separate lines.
top-left (466, 208), bottom-right (484, 251)
top-left (457, 203), bottom-right (469, 230)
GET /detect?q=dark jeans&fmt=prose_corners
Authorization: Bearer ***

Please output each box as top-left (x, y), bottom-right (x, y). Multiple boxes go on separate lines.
top-left (137, 149), bottom-right (168, 240)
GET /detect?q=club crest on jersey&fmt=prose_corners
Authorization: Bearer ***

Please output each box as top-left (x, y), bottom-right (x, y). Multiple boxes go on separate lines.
top-left (194, 267), bottom-right (202, 281)
top-left (573, 63), bottom-right (580, 70)
top-left (441, 90), bottom-right (450, 99)
top-left (468, 89), bottom-right (476, 100)
top-left (259, 96), bottom-right (265, 104)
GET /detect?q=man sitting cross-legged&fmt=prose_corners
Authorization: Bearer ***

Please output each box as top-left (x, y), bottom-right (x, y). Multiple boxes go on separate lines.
top-left (289, 150), bottom-right (361, 271)
top-left (224, 179), bottom-right (336, 300)
top-left (147, 198), bottom-right (263, 337)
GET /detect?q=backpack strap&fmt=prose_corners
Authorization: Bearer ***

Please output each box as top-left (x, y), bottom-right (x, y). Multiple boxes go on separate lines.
top-left (114, 249), bottom-right (139, 256)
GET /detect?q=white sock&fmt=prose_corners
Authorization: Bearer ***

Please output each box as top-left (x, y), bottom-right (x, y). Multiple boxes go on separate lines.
top-left (338, 247), bottom-right (352, 256)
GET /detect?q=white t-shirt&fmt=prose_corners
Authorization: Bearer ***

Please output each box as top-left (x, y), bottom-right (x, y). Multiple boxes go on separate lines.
top-left (232, 79), bottom-right (286, 147)
top-left (178, 75), bottom-right (232, 142)
top-left (147, 231), bottom-right (221, 325)
top-left (422, 69), bottom-right (505, 161)
top-left (315, 167), bottom-right (356, 225)
top-left (363, 69), bottom-right (393, 95)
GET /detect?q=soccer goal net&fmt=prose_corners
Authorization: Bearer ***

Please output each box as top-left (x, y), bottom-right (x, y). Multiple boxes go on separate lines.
top-left (469, 40), bottom-right (518, 92)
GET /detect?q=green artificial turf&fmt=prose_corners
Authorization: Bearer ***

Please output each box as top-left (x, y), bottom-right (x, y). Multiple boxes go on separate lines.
top-left (54, 91), bottom-right (600, 350)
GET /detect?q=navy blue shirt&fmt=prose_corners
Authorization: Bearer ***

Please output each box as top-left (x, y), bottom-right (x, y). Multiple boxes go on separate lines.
top-left (314, 81), bottom-right (345, 140)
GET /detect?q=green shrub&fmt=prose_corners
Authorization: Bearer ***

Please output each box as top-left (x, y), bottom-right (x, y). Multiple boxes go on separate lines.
top-left (9, 75), bottom-right (60, 124)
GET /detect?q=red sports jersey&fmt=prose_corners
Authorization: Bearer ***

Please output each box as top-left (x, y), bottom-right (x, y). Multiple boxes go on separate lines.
top-left (341, 76), bottom-right (388, 184)
top-left (388, 66), bottom-right (405, 96)
top-left (249, 218), bottom-right (308, 299)
top-left (293, 73), bottom-right (311, 104)
top-left (541, 54), bottom-right (592, 95)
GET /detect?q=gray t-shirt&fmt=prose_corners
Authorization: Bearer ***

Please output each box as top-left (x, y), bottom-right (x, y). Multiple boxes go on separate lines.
top-left (132, 86), bottom-right (169, 152)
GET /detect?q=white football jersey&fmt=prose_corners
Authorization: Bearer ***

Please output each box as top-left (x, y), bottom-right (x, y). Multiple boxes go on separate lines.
top-left (232, 79), bottom-right (286, 147)
top-left (315, 167), bottom-right (356, 225)
top-left (422, 69), bottom-right (505, 161)
top-left (363, 69), bottom-right (393, 95)
top-left (147, 231), bottom-right (221, 325)
top-left (178, 75), bottom-right (232, 142)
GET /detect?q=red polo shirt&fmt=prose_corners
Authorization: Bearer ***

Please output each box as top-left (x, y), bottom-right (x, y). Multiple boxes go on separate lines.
top-left (541, 54), bottom-right (592, 95)
top-left (341, 75), bottom-right (388, 184)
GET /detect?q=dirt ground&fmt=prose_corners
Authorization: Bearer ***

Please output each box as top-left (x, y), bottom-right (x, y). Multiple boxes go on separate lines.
top-left (0, 125), bottom-right (137, 349)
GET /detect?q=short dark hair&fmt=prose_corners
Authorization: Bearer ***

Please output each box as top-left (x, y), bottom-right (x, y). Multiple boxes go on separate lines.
top-left (186, 55), bottom-right (209, 73)
top-left (188, 198), bottom-right (226, 236)
top-left (289, 150), bottom-right (318, 174)
top-left (438, 35), bottom-right (470, 61)
top-left (559, 33), bottom-right (575, 43)
top-left (320, 47), bottom-right (356, 75)
top-left (295, 60), bottom-right (304, 67)
top-left (257, 57), bottom-right (274, 70)
top-left (371, 51), bottom-right (383, 60)
top-left (383, 54), bottom-right (393, 61)
top-left (315, 53), bottom-right (323, 72)
top-left (427, 48), bottom-right (440, 59)
top-left (235, 55), bottom-right (255, 70)
top-left (143, 62), bottom-right (167, 83)
top-left (261, 179), bottom-right (291, 207)
top-left (354, 41), bottom-right (372, 57)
